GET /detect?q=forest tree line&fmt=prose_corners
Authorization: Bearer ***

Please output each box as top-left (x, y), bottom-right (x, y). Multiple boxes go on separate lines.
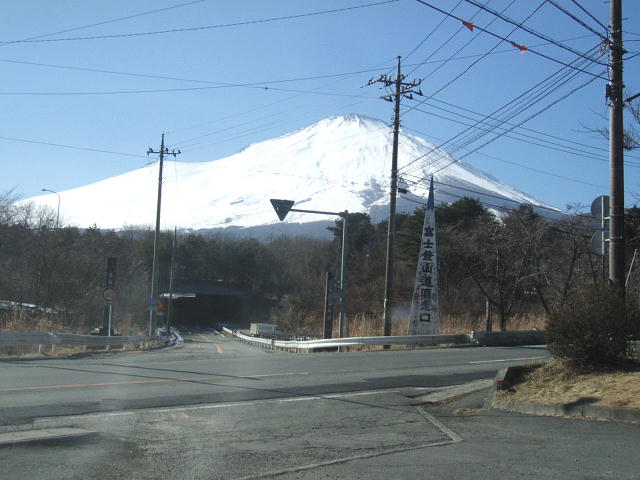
top-left (2, 189), bottom-right (640, 335)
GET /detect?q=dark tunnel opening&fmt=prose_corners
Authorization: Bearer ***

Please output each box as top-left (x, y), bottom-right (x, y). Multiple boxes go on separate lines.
top-left (169, 294), bottom-right (242, 329)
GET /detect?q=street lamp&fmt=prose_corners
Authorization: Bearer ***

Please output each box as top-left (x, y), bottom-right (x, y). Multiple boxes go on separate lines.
top-left (41, 188), bottom-right (60, 228)
top-left (270, 199), bottom-right (349, 338)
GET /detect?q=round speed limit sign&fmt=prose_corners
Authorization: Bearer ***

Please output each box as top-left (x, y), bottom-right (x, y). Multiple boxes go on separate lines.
top-left (102, 288), bottom-right (116, 303)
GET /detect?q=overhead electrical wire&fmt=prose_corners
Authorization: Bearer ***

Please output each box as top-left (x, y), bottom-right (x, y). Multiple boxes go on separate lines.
top-left (403, 52), bottom-right (607, 167)
top-left (404, 176), bottom-right (562, 213)
top-left (0, 84), bottom-right (380, 98)
top-left (405, 0), bottom-right (484, 77)
top-left (2, 0), bottom-right (206, 45)
top-left (403, 0), bottom-right (464, 64)
top-left (407, 0), bottom-right (544, 117)
top-left (545, 0), bottom-right (607, 40)
top-left (426, 71), bottom-right (604, 178)
top-left (420, 97), bottom-right (640, 161)
top-left (408, 104), bottom-right (618, 164)
top-left (413, 0), bottom-right (608, 80)
top-left (0, 0), bottom-right (398, 44)
top-left (0, 134), bottom-right (146, 158)
top-left (460, 0), bottom-right (608, 63)
top-left (402, 126), bottom-right (609, 189)
top-left (569, 0), bottom-right (609, 33)
top-left (0, 58), bottom-right (404, 88)
top-left (433, 60), bottom-right (601, 158)
top-left (399, 45), bottom-right (603, 176)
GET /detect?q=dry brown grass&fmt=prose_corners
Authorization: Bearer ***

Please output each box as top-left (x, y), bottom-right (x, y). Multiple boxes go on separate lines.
top-left (1, 310), bottom-right (71, 333)
top-left (496, 359), bottom-right (640, 409)
top-left (1, 309), bottom-right (146, 335)
top-left (322, 311), bottom-right (546, 339)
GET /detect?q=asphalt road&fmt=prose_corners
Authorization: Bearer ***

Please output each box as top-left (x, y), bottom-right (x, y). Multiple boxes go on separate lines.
top-left (3, 332), bottom-right (639, 479)
top-left (0, 330), bottom-right (547, 426)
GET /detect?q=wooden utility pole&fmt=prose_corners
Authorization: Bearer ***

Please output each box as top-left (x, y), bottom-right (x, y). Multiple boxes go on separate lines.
top-left (364, 57), bottom-right (422, 338)
top-left (608, 0), bottom-right (625, 291)
top-left (146, 134), bottom-right (181, 335)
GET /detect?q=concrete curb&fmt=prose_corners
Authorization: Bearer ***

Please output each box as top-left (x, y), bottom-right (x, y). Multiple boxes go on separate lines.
top-left (488, 366), bottom-right (640, 423)
top-left (410, 379), bottom-right (494, 405)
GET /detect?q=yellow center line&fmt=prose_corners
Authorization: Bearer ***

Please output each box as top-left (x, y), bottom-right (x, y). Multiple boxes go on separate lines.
top-left (197, 333), bottom-right (223, 354)
top-left (197, 333), bottom-right (212, 343)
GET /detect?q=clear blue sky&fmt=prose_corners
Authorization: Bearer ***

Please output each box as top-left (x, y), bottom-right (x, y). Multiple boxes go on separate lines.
top-left (1, 0), bottom-right (639, 212)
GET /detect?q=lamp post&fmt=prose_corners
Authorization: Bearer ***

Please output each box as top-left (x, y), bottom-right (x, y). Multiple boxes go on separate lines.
top-left (41, 188), bottom-right (60, 228)
top-left (270, 199), bottom-right (349, 338)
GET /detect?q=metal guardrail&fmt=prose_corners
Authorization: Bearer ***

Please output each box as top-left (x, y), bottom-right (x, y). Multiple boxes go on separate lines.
top-left (471, 330), bottom-right (546, 346)
top-left (0, 332), bottom-right (154, 348)
top-left (226, 328), bottom-right (470, 351)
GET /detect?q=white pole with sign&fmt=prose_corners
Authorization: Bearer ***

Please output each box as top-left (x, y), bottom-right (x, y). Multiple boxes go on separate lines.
top-left (102, 288), bottom-right (116, 336)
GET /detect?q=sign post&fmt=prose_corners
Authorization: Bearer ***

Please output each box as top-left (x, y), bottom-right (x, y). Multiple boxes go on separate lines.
top-left (270, 199), bottom-right (349, 338)
top-left (102, 288), bottom-right (116, 337)
top-left (102, 257), bottom-right (117, 336)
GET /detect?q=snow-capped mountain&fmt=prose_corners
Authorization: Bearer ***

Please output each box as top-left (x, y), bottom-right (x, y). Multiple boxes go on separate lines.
top-left (24, 114), bottom-right (559, 235)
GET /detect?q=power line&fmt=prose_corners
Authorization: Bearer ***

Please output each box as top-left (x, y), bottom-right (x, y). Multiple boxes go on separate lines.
top-left (407, 105), bottom-right (620, 165)
top-left (570, 0), bottom-right (609, 33)
top-left (460, 0), bottom-right (608, 64)
top-left (400, 46), bottom-right (602, 176)
top-left (0, 84), bottom-right (379, 98)
top-left (408, 0), bottom-right (544, 114)
top-left (409, 64), bottom-right (598, 176)
top-left (422, 97), bottom-right (640, 161)
top-left (402, 126), bottom-right (609, 189)
top-left (0, 0), bottom-right (398, 44)
top-left (405, 0), bottom-right (486, 77)
top-left (401, 176), bottom-right (561, 213)
top-left (403, 0), bottom-right (463, 63)
top-left (0, 134), bottom-right (145, 158)
top-left (0, 35), bottom-right (594, 94)
top-left (413, 0), bottom-right (608, 80)
top-left (545, 0), bottom-right (607, 40)
top-left (409, 0), bottom-right (518, 82)
top-left (9, 0), bottom-right (206, 44)
top-left (0, 58), bottom-right (395, 88)
top-left (428, 71), bottom-right (603, 176)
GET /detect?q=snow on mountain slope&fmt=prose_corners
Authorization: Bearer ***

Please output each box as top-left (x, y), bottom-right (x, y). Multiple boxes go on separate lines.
top-left (24, 114), bottom-right (559, 232)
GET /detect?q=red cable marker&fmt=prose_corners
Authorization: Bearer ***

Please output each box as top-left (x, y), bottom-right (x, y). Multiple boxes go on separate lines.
top-left (461, 20), bottom-right (474, 32)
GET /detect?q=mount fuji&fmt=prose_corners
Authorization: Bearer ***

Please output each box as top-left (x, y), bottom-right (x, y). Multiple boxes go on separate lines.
top-left (25, 114), bottom-right (559, 237)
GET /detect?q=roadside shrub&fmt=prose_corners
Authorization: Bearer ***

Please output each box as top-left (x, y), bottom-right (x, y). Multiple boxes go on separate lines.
top-left (547, 287), bottom-right (640, 367)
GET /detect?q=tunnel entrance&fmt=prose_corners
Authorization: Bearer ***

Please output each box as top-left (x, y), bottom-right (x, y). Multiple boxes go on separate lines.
top-left (169, 293), bottom-right (242, 329)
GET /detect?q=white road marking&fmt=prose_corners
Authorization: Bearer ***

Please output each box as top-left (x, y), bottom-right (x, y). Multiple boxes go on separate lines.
top-left (240, 372), bottom-right (309, 378)
top-left (32, 386), bottom-right (434, 423)
top-left (467, 356), bottom-right (545, 364)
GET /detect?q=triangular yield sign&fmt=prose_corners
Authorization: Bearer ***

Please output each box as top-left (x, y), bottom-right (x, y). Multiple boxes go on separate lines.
top-left (270, 199), bottom-right (295, 221)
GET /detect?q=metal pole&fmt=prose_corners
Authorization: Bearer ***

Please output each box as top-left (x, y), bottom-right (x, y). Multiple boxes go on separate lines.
top-left (149, 133), bottom-right (165, 335)
top-left (107, 303), bottom-right (112, 337)
top-left (608, 0), bottom-right (625, 291)
top-left (166, 226), bottom-right (177, 338)
top-left (383, 56), bottom-right (402, 338)
top-left (338, 211), bottom-right (349, 338)
top-left (323, 271), bottom-right (334, 339)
